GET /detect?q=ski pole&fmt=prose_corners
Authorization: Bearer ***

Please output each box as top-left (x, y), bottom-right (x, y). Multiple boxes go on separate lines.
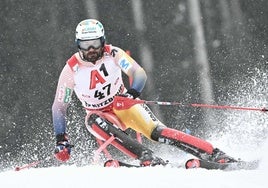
top-left (14, 155), bottom-right (53, 171)
top-left (15, 161), bottom-right (41, 171)
top-left (113, 96), bottom-right (268, 112)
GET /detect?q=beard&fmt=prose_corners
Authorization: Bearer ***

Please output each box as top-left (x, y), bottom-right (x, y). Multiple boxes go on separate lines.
top-left (80, 49), bottom-right (103, 63)
top-left (85, 51), bottom-right (99, 62)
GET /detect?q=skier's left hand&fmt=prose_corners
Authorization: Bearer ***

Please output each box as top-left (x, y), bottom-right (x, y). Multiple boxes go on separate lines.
top-left (118, 88), bottom-right (140, 99)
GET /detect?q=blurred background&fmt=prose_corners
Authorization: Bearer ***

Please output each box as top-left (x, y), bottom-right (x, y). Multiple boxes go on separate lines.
top-left (1, 0), bottom-right (268, 170)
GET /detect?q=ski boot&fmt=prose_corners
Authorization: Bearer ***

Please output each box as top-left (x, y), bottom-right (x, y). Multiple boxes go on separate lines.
top-left (209, 148), bottom-right (238, 163)
top-left (139, 151), bottom-right (168, 167)
top-left (185, 148), bottom-right (239, 169)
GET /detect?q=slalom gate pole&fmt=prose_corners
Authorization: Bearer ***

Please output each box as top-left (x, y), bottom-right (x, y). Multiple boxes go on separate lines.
top-left (14, 155), bottom-right (53, 171)
top-left (113, 96), bottom-right (268, 112)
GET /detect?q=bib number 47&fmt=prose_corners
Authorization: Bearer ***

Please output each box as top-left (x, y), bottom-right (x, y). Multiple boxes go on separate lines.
top-left (94, 83), bottom-right (111, 99)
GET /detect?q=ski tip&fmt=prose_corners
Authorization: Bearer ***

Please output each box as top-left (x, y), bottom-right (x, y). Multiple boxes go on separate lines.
top-left (226, 160), bottom-right (260, 170)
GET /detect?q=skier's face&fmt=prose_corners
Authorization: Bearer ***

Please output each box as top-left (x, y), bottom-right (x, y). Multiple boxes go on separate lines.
top-left (78, 39), bottom-right (103, 63)
top-left (81, 47), bottom-right (103, 63)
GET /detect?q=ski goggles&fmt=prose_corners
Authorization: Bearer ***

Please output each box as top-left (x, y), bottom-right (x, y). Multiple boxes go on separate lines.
top-left (78, 39), bottom-right (102, 50)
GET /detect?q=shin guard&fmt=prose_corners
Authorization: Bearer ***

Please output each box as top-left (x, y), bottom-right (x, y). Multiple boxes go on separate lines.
top-left (88, 114), bottom-right (154, 161)
top-left (151, 126), bottom-right (214, 158)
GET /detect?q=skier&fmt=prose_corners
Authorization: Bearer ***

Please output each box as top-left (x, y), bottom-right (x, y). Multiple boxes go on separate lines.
top-left (52, 19), bottom-right (236, 167)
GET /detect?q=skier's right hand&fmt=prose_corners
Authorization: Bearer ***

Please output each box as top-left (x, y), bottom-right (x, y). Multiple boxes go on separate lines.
top-left (54, 133), bottom-right (73, 162)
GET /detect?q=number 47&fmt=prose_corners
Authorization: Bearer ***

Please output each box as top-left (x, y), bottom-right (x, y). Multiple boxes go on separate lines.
top-left (94, 83), bottom-right (111, 99)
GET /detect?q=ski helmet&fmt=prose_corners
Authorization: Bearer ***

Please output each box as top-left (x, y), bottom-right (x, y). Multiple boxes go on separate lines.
top-left (75, 19), bottom-right (105, 48)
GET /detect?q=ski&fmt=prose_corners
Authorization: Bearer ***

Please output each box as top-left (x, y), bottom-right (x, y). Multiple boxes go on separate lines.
top-left (104, 158), bottom-right (260, 170)
top-left (185, 158), bottom-right (260, 170)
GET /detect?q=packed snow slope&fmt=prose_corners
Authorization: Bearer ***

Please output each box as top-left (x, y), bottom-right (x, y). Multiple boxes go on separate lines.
top-left (1, 138), bottom-right (267, 188)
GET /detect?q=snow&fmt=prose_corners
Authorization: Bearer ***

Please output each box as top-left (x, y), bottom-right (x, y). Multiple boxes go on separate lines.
top-left (1, 140), bottom-right (268, 188)
top-left (0, 165), bottom-right (266, 188)
top-left (0, 163), bottom-right (267, 188)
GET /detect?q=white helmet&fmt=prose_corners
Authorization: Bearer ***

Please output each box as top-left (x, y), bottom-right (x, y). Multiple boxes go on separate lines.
top-left (75, 19), bottom-right (105, 45)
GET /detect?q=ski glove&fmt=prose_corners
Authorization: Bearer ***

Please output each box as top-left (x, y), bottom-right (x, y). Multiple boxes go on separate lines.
top-left (118, 88), bottom-right (140, 99)
top-left (54, 133), bottom-right (73, 162)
